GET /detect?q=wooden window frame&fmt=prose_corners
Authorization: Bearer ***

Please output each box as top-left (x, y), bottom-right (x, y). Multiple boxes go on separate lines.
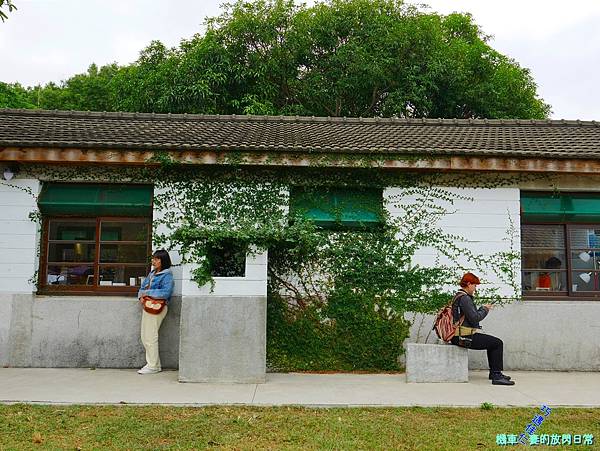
top-left (522, 221), bottom-right (600, 300)
top-left (39, 216), bottom-right (152, 296)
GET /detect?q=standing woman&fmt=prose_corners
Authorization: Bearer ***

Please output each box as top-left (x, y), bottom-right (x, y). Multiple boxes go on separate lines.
top-left (137, 249), bottom-right (174, 374)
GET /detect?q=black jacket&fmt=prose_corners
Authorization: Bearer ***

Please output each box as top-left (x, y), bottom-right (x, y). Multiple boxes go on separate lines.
top-left (452, 289), bottom-right (489, 329)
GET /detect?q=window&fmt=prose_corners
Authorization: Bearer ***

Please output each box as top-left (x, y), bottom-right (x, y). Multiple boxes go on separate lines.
top-left (207, 240), bottom-right (247, 277)
top-left (289, 187), bottom-right (383, 230)
top-left (38, 184), bottom-right (153, 294)
top-left (521, 192), bottom-right (600, 298)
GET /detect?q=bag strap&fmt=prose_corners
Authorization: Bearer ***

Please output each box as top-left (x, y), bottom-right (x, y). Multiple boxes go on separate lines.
top-left (452, 291), bottom-right (466, 340)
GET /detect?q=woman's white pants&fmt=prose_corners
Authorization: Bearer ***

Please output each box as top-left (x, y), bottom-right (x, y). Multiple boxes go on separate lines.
top-left (140, 306), bottom-right (168, 369)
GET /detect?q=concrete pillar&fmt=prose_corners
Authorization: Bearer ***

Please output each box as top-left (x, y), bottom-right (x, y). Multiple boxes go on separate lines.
top-left (178, 249), bottom-right (267, 383)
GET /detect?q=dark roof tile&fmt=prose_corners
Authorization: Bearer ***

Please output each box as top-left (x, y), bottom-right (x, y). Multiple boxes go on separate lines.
top-left (1, 109), bottom-right (599, 159)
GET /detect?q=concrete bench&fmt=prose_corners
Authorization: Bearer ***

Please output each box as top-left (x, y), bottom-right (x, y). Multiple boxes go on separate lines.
top-left (405, 342), bottom-right (468, 383)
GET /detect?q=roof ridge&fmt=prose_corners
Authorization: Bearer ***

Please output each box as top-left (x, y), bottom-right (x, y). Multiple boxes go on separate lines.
top-left (0, 108), bottom-right (598, 127)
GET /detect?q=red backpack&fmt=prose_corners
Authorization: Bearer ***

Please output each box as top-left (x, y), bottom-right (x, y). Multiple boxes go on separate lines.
top-left (433, 292), bottom-right (465, 343)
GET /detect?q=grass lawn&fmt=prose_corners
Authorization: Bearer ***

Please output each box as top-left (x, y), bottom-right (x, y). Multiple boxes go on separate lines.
top-left (0, 404), bottom-right (598, 450)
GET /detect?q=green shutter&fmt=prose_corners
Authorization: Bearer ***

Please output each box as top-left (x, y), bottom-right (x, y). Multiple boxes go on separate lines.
top-left (38, 183), bottom-right (153, 216)
top-left (521, 192), bottom-right (600, 222)
top-left (290, 187), bottom-right (383, 229)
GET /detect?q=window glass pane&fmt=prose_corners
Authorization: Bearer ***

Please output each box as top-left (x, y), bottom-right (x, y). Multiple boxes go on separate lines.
top-left (522, 250), bottom-right (565, 270)
top-left (99, 266), bottom-right (148, 286)
top-left (522, 271), bottom-right (566, 292)
top-left (569, 228), bottom-right (600, 249)
top-left (99, 244), bottom-right (148, 263)
top-left (43, 217), bottom-right (151, 291)
top-left (49, 221), bottom-right (95, 241)
top-left (100, 221), bottom-right (149, 242)
top-left (521, 225), bottom-right (567, 294)
top-left (47, 264), bottom-right (95, 286)
top-left (521, 225), bottom-right (565, 248)
top-left (571, 272), bottom-right (600, 292)
top-left (48, 243), bottom-right (95, 263)
top-left (570, 251), bottom-right (600, 271)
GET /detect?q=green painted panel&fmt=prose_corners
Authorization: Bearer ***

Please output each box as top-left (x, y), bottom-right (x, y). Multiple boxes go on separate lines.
top-left (290, 187), bottom-right (383, 229)
top-left (38, 183), bottom-right (153, 217)
top-left (521, 192), bottom-right (600, 222)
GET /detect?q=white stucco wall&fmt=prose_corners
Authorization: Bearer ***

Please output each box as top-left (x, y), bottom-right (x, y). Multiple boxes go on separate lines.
top-left (385, 185), bottom-right (521, 295)
top-left (0, 178), bottom-right (40, 294)
top-left (181, 249), bottom-right (267, 297)
top-left (0, 178), bottom-right (40, 366)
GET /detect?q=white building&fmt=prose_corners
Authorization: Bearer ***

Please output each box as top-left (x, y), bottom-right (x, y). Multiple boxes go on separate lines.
top-left (1, 109), bottom-right (600, 380)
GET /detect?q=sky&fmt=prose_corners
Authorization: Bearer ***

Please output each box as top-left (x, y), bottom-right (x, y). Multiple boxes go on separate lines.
top-left (1, 0), bottom-right (600, 120)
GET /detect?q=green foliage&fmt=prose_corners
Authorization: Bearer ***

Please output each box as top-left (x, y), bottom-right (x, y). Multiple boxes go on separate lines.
top-left (9, 0), bottom-right (550, 119)
top-left (0, 82), bottom-right (34, 108)
top-left (0, 0), bottom-right (16, 22)
top-left (24, 64), bottom-right (120, 111)
top-left (148, 164), bottom-right (520, 371)
top-left (268, 289), bottom-right (411, 371)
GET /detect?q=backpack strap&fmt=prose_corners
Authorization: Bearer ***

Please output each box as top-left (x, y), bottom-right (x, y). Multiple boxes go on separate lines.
top-left (452, 291), bottom-right (467, 340)
top-left (452, 291), bottom-right (466, 318)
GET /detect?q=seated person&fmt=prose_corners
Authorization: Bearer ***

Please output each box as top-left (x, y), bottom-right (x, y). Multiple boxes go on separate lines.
top-left (451, 273), bottom-right (514, 386)
top-left (537, 256), bottom-right (562, 290)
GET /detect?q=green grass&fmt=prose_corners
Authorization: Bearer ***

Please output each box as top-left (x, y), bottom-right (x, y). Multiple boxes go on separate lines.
top-left (0, 404), bottom-right (598, 450)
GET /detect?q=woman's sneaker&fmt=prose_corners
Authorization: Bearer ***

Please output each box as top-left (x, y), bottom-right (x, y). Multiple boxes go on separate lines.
top-left (488, 372), bottom-right (512, 380)
top-left (490, 372), bottom-right (515, 385)
top-left (137, 365), bottom-right (161, 374)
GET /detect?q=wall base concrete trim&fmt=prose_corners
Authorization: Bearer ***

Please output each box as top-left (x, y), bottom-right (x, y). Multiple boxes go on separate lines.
top-left (405, 343), bottom-right (468, 383)
top-left (2, 291), bottom-right (599, 372)
top-left (6, 294), bottom-right (33, 367)
top-left (0, 293), bottom-right (181, 368)
top-left (178, 295), bottom-right (266, 383)
top-left (406, 300), bottom-right (600, 371)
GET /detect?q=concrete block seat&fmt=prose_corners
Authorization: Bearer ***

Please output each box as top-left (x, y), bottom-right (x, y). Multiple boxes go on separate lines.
top-left (405, 342), bottom-right (468, 383)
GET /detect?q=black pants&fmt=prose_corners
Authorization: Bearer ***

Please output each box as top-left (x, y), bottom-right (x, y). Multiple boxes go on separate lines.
top-left (451, 333), bottom-right (504, 372)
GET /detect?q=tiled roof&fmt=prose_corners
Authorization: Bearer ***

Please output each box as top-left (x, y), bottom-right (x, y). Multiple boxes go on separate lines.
top-left (1, 109), bottom-right (600, 159)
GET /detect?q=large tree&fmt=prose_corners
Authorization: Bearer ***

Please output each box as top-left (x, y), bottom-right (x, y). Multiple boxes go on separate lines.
top-left (15, 0), bottom-right (551, 119)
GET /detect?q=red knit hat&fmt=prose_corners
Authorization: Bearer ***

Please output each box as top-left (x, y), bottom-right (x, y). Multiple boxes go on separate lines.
top-left (459, 272), bottom-right (481, 287)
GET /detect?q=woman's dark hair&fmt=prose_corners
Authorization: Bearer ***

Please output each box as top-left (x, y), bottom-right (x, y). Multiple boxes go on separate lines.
top-left (152, 249), bottom-right (172, 270)
top-left (544, 256), bottom-right (562, 269)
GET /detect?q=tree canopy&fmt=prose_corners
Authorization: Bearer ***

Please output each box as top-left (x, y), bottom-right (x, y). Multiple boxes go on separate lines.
top-left (1, 0), bottom-right (551, 119)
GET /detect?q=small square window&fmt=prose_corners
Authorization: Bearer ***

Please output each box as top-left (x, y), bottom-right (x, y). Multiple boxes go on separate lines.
top-left (207, 240), bottom-right (247, 277)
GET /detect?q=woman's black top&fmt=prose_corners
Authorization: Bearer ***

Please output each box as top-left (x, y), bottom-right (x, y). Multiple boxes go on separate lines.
top-left (452, 289), bottom-right (489, 329)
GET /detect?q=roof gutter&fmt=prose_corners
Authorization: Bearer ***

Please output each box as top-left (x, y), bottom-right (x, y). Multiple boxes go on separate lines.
top-left (2, 146), bottom-right (600, 174)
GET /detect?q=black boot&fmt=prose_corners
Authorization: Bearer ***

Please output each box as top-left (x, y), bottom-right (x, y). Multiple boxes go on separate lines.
top-left (490, 372), bottom-right (515, 386)
top-left (488, 371), bottom-right (512, 380)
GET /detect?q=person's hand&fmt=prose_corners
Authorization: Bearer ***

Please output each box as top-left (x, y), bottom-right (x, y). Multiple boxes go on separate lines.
top-left (484, 303), bottom-right (494, 310)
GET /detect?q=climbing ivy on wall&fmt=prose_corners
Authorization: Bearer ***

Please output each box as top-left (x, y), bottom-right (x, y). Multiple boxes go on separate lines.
top-left (7, 160), bottom-right (526, 371)
top-left (152, 163), bottom-right (524, 371)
